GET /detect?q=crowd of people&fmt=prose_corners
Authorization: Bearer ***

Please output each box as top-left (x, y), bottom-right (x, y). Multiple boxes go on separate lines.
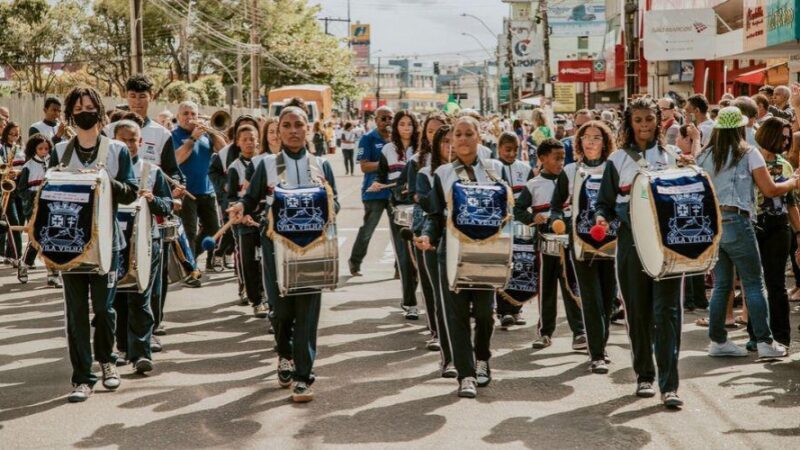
top-left (2, 73), bottom-right (800, 409)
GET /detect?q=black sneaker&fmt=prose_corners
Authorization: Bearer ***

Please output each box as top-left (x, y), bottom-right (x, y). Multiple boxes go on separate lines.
top-left (292, 381), bottom-right (314, 402)
top-left (348, 260), bottom-right (362, 276)
top-left (590, 359), bottom-right (608, 374)
top-left (404, 306), bottom-right (419, 320)
top-left (572, 334), bottom-right (588, 350)
top-left (115, 352), bottom-right (129, 367)
top-left (476, 360), bottom-right (491, 387)
top-left (68, 383), bottom-right (93, 402)
top-left (500, 315), bottom-right (515, 327)
top-left (458, 377), bottom-right (477, 398)
top-left (636, 381), bottom-right (656, 398)
top-left (183, 271), bottom-right (202, 288)
top-left (134, 358), bottom-right (154, 374)
top-left (153, 325), bottom-right (166, 336)
top-left (101, 363), bottom-right (120, 390)
top-left (278, 358), bottom-right (294, 388)
top-left (151, 335), bottom-right (163, 353)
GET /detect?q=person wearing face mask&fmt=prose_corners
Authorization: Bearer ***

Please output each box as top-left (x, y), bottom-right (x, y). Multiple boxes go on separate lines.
top-left (15, 134), bottom-right (59, 286)
top-left (594, 97), bottom-right (686, 408)
top-left (368, 110), bottom-right (421, 319)
top-left (226, 125), bottom-right (267, 319)
top-left (227, 107), bottom-right (339, 403)
top-left (405, 113), bottom-right (446, 345)
top-left (415, 116), bottom-right (506, 399)
top-left (111, 119), bottom-right (173, 373)
top-left (349, 106), bottom-right (394, 277)
top-left (745, 118), bottom-right (800, 350)
top-left (550, 121), bottom-right (616, 374)
top-left (48, 86), bottom-right (138, 402)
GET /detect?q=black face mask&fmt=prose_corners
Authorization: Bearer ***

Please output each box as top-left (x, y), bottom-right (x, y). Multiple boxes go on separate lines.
top-left (73, 111), bottom-right (100, 130)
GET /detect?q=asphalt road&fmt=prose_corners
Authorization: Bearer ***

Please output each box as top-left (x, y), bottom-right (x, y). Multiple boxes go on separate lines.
top-left (2, 151), bottom-right (800, 449)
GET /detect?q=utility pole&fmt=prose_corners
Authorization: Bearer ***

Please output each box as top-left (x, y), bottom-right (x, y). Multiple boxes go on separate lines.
top-left (506, 19), bottom-right (515, 115)
top-left (236, 53), bottom-right (244, 107)
top-left (376, 56), bottom-right (382, 105)
top-left (250, 0), bottom-right (260, 110)
top-left (184, 0), bottom-right (193, 82)
top-left (539, 0), bottom-right (551, 85)
top-left (129, 0), bottom-right (144, 74)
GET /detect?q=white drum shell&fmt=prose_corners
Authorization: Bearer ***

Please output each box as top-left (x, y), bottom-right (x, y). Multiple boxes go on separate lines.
top-left (117, 197), bottom-right (152, 292)
top-left (275, 224), bottom-right (339, 296)
top-left (393, 204), bottom-right (415, 228)
top-left (35, 169), bottom-right (113, 274)
top-left (629, 167), bottom-right (720, 279)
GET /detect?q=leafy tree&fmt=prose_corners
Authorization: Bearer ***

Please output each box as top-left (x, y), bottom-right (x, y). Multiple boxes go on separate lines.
top-left (0, 0), bottom-right (84, 93)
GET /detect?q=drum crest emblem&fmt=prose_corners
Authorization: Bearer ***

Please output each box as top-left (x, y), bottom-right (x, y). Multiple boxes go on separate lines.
top-left (278, 192), bottom-right (325, 232)
top-left (456, 186), bottom-right (504, 228)
top-left (40, 201), bottom-right (85, 252)
top-left (667, 193), bottom-right (713, 245)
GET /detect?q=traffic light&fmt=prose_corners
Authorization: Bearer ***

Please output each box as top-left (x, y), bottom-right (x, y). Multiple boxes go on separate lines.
top-left (433, 62), bottom-right (440, 75)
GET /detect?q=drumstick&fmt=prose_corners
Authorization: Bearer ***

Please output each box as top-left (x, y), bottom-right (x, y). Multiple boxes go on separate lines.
top-left (162, 173), bottom-right (197, 200)
top-left (201, 220), bottom-right (235, 252)
top-left (551, 219), bottom-right (566, 234)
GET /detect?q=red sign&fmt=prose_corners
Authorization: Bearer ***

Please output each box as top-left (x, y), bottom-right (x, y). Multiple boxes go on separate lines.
top-left (558, 60), bottom-right (605, 83)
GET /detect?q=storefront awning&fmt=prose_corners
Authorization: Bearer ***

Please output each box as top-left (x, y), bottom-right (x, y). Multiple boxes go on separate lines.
top-left (734, 63), bottom-right (789, 86)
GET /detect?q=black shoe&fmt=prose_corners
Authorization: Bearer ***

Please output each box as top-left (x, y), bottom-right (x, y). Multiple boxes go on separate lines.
top-left (292, 381), bottom-right (314, 402)
top-left (115, 352), bottom-right (129, 367)
top-left (134, 358), bottom-right (154, 374)
top-left (348, 260), bottom-right (362, 276)
top-left (590, 359), bottom-right (609, 374)
top-left (500, 315), bottom-right (515, 327)
top-left (278, 358), bottom-right (294, 388)
top-left (153, 325), bottom-right (166, 336)
top-left (151, 335), bottom-right (163, 353)
top-left (476, 360), bottom-right (491, 387)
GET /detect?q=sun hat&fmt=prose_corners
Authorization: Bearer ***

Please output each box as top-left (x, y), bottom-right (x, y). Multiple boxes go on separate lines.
top-left (714, 106), bottom-right (749, 129)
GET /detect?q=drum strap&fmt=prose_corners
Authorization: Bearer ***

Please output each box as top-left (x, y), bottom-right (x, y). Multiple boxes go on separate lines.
top-left (275, 151), bottom-right (325, 186)
top-left (453, 158), bottom-right (500, 183)
top-left (62, 136), bottom-right (110, 170)
top-left (140, 161), bottom-right (151, 191)
top-left (622, 146), bottom-right (649, 169)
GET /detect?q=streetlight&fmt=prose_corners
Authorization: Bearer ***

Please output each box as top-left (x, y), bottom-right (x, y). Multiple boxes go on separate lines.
top-left (461, 32), bottom-right (493, 59)
top-left (210, 57), bottom-right (239, 109)
top-left (460, 13), bottom-right (498, 37)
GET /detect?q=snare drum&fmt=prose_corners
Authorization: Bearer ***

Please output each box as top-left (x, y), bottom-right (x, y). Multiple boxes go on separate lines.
top-left (498, 222), bottom-right (538, 305)
top-left (445, 181), bottom-right (513, 292)
top-left (270, 184), bottom-right (339, 296)
top-left (158, 219), bottom-right (179, 242)
top-left (117, 196), bottom-right (153, 292)
top-left (539, 233), bottom-right (569, 257)
top-left (30, 169), bottom-right (113, 274)
top-left (393, 204), bottom-right (415, 228)
top-left (629, 166), bottom-right (721, 279)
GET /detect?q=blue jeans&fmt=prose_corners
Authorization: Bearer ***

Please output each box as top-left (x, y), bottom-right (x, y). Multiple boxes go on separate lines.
top-left (708, 212), bottom-right (773, 344)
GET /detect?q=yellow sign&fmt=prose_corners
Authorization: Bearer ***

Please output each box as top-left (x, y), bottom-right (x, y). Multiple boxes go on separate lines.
top-left (553, 83), bottom-right (577, 113)
top-left (351, 24), bottom-right (370, 45)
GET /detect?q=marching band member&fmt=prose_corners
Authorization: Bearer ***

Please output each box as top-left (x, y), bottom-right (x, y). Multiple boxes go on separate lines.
top-left (227, 106), bottom-right (339, 403)
top-left (369, 110), bottom-right (420, 319)
top-left (407, 113), bottom-right (447, 349)
top-left (550, 121), bottom-right (617, 373)
top-left (49, 86), bottom-right (138, 402)
top-left (415, 124), bottom-right (457, 377)
top-left (260, 117), bottom-right (282, 155)
top-left (226, 124), bottom-right (267, 318)
top-left (495, 132), bottom-right (533, 327)
top-left (112, 119), bottom-right (173, 373)
top-left (29, 97), bottom-right (67, 144)
top-left (698, 108), bottom-right (798, 359)
top-left (594, 97), bottom-right (684, 407)
top-left (514, 138), bottom-right (586, 350)
top-left (1, 121), bottom-right (24, 265)
top-left (416, 116), bottom-right (504, 399)
top-left (15, 134), bottom-right (61, 287)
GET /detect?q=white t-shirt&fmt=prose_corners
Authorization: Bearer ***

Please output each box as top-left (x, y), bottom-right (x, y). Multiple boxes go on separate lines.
top-left (698, 119), bottom-right (715, 147)
top-left (341, 130), bottom-right (356, 150)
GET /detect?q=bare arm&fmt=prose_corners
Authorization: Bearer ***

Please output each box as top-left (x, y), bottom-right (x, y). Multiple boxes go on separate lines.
top-left (753, 166), bottom-right (799, 197)
top-left (360, 160), bottom-right (379, 173)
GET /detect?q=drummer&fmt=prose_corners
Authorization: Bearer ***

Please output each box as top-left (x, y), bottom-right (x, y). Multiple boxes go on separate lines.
top-left (594, 97), bottom-right (685, 408)
top-left (415, 124), bottom-right (458, 378)
top-left (227, 106), bottom-right (339, 403)
top-left (513, 138), bottom-right (586, 351)
top-left (368, 110), bottom-right (420, 320)
top-left (226, 124), bottom-right (267, 318)
top-left (415, 116), bottom-right (504, 399)
top-left (549, 121), bottom-right (617, 373)
top-left (406, 112), bottom-right (447, 349)
top-left (495, 132), bottom-right (534, 328)
top-left (112, 119), bottom-right (174, 373)
top-left (49, 86), bottom-right (138, 402)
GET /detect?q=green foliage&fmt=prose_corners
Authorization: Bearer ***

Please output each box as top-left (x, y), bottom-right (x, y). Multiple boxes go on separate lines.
top-left (164, 78), bottom-right (224, 106)
top-left (199, 76), bottom-right (226, 107)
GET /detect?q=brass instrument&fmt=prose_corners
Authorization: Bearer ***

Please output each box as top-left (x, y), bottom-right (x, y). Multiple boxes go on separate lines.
top-left (191, 118), bottom-right (229, 144)
top-left (210, 110), bottom-right (231, 132)
top-left (0, 162), bottom-right (20, 193)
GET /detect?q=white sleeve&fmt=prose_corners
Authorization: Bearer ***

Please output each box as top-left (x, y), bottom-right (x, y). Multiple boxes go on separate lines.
top-left (747, 148), bottom-right (766, 172)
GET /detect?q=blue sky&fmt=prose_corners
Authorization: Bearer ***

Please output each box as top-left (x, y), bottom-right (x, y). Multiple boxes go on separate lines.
top-left (314, 0), bottom-right (506, 64)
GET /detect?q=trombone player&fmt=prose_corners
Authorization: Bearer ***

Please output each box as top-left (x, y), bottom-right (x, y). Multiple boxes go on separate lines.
top-left (172, 101), bottom-right (227, 272)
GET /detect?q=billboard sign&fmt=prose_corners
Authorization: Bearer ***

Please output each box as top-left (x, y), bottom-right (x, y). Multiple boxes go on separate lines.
top-left (643, 9), bottom-right (716, 61)
top-left (744, 0), bottom-right (767, 51)
top-left (548, 1), bottom-right (606, 37)
top-left (766, 0), bottom-right (797, 46)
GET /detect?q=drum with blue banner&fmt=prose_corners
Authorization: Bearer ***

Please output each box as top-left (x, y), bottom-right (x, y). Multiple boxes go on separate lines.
top-left (498, 222), bottom-right (538, 305)
top-left (630, 167), bottom-right (721, 279)
top-left (445, 180), bottom-right (513, 292)
top-left (30, 169), bottom-right (113, 274)
top-left (572, 169), bottom-right (619, 261)
top-left (269, 183), bottom-right (338, 296)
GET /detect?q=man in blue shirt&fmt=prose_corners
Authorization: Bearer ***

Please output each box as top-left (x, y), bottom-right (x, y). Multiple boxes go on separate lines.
top-left (560, 108), bottom-right (592, 166)
top-left (348, 106), bottom-right (394, 276)
top-left (172, 101), bottom-right (226, 271)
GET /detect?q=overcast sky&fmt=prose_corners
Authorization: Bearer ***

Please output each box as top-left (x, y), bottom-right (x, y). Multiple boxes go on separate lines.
top-left (314, 0), bottom-right (507, 64)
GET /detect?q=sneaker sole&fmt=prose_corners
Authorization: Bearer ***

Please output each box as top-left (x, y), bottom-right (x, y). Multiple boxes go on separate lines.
top-left (405, 315), bottom-right (419, 320)
top-left (103, 381), bottom-right (120, 390)
top-left (636, 390), bottom-right (656, 398)
top-left (477, 378), bottom-right (491, 388)
top-left (458, 390), bottom-right (476, 399)
top-left (532, 343), bottom-right (551, 349)
top-left (153, 330), bottom-right (166, 336)
top-left (292, 393), bottom-right (314, 402)
top-left (278, 379), bottom-right (293, 388)
top-left (68, 395), bottom-right (89, 403)
top-left (708, 352), bottom-right (748, 357)
top-left (591, 367), bottom-right (609, 374)
top-left (663, 399), bottom-right (684, 408)
top-left (572, 344), bottom-right (588, 351)
top-left (500, 318), bottom-right (515, 327)
top-left (442, 371), bottom-right (458, 379)
top-left (135, 361), bottom-right (153, 374)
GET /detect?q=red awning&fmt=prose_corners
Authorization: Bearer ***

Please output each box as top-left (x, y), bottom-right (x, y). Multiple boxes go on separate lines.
top-left (734, 63), bottom-right (786, 86)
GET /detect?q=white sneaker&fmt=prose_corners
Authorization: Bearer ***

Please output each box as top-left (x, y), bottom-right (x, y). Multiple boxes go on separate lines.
top-left (708, 340), bottom-right (748, 357)
top-left (757, 341), bottom-right (788, 359)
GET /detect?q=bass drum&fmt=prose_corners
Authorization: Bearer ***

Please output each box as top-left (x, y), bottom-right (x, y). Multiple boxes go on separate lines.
top-left (629, 166), bottom-right (721, 279)
top-left (117, 196), bottom-right (152, 293)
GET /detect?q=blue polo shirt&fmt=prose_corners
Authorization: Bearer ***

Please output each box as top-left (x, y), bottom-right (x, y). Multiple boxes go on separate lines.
top-left (172, 126), bottom-right (215, 195)
top-left (357, 129), bottom-right (390, 201)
